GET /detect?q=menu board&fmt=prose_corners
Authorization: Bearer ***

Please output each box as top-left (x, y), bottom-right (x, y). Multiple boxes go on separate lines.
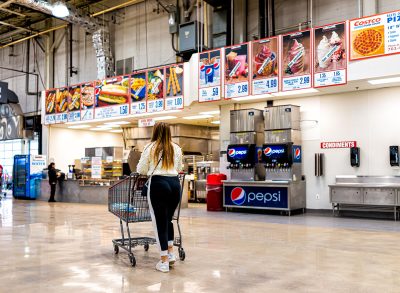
top-left (350, 10), bottom-right (400, 60)
top-left (81, 82), bottom-right (95, 121)
top-left (44, 89), bottom-right (57, 124)
top-left (95, 76), bottom-right (130, 119)
top-left (130, 71), bottom-right (147, 114)
top-left (198, 49), bottom-right (222, 102)
top-left (55, 87), bottom-right (68, 123)
top-left (68, 84), bottom-right (81, 122)
top-left (165, 64), bottom-right (184, 111)
top-left (251, 37), bottom-right (279, 95)
top-left (224, 43), bottom-right (250, 98)
top-left (314, 22), bottom-right (347, 87)
top-left (281, 30), bottom-right (312, 91)
top-left (147, 68), bottom-right (165, 113)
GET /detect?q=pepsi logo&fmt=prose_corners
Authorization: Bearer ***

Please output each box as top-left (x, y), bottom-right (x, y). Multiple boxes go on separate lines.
top-left (264, 147), bottom-right (272, 156)
top-left (228, 149), bottom-right (235, 157)
top-left (200, 64), bottom-right (205, 71)
top-left (213, 62), bottom-right (220, 69)
top-left (231, 187), bottom-right (246, 205)
top-left (206, 68), bottom-right (213, 75)
top-left (295, 148), bottom-right (301, 159)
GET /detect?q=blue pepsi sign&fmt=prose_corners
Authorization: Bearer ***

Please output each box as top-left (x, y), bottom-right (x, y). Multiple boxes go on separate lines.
top-left (224, 185), bottom-right (288, 209)
top-left (292, 145), bottom-right (302, 163)
top-left (226, 144), bottom-right (256, 164)
top-left (262, 143), bottom-right (293, 165)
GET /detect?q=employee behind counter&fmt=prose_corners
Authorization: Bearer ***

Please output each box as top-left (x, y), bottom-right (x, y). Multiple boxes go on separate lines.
top-left (47, 162), bottom-right (65, 202)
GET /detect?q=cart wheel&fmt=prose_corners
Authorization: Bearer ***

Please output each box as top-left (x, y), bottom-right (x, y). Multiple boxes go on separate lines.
top-left (114, 245), bottom-right (119, 254)
top-left (129, 254), bottom-right (136, 267)
top-left (179, 248), bottom-right (186, 261)
top-left (144, 243), bottom-right (149, 251)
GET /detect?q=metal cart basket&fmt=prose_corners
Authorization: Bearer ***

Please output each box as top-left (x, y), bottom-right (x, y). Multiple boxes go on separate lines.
top-left (108, 173), bottom-right (186, 267)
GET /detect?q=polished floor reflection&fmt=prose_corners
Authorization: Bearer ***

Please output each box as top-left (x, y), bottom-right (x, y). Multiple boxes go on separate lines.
top-left (1, 197), bottom-right (400, 292)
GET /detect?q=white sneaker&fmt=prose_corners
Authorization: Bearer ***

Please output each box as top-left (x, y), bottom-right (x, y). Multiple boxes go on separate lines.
top-left (156, 261), bottom-right (169, 273)
top-left (168, 253), bottom-right (176, 266)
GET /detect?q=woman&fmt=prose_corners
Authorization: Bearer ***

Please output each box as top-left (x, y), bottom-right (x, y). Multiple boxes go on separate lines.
top-left (48, 162), bottom-right (58, 202)
top-left (137, 122), bottom-right (183, 273)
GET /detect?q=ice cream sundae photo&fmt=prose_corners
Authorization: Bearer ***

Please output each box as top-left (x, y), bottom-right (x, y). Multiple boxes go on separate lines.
top-left (252, 40), bottom-right (278, 79)
top-left (285, 39), bottom-right (305, 75)
top-left (315, 27), bottom-right (346, 72)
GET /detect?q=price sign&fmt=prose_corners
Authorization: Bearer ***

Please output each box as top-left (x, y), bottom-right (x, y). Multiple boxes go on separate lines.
top-left (282, 75), bottom-right (311, 91)
top-left (252, 77), bottom-right (279, 95)
top-left (131, 101), bottom-right (146, 114)
top-left (147, 99), bottom-right (164, 113)
top-left (226, 82), bottom-right (249, 98)
top-left (199, 86), bottom-right (220, 102)
top-left (55, 113), bottom-right (68, 123)
top-left (45, 115), bottom-right (56, 125)
top-left (95, 104), bottom-right (129, 119)
top-left (314, 70), bottom-right (346, 87)
top-left (68, 111), bottom-right (81, 122)
top-left (165, 96), bottom-right (184, 111)
top-left (165, 65), bottom-right (184, 110)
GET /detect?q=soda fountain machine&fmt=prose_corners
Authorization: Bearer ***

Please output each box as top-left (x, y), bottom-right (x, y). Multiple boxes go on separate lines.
top-left (227, 109), bottom-right (265, 181)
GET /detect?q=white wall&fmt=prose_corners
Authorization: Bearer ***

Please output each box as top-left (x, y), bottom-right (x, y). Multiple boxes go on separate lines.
top-left (48, 127), bottom-right (124, 173)
top-left (220, 86), bottom-right (400, 209)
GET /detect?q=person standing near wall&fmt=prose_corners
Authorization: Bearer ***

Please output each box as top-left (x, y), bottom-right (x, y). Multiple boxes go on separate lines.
top-left (136, 122), bottom-right (183, 273)
top-left (48, 162), bottom-right (59, 202)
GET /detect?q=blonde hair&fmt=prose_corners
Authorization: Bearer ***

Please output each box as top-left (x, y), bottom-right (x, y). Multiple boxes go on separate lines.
top-left (151, 122), bottom-right (174, 170)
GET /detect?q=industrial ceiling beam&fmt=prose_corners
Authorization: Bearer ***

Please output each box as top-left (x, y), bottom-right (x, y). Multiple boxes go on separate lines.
top-left (0, 6), bottom-right (26, 16)
top-left (90, 0), bottom-right (144, 17)
top-left (0, 19), bottom-right (35, 32)
top-left (0, 0), bottom-right (16, 8)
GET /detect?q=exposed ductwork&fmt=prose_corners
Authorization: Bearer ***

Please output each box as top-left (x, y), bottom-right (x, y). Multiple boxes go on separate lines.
top-left (15, 0), bottom-right (114, 79)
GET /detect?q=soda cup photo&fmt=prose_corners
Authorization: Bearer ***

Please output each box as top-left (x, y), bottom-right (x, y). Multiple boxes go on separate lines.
top-left (205, 64), bottom-right (214, 84)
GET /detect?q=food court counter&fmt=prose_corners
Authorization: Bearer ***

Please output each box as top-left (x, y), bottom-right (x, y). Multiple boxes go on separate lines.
top-left (39, 178), bottom-right (190, 207)
top-left (222, 180), bottom-right (306, 215)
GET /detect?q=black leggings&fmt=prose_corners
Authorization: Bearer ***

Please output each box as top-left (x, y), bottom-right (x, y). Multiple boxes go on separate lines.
top-left (148, 175), bottom-right (181, 254)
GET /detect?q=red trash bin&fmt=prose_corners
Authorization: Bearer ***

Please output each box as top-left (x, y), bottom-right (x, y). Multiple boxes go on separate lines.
top-left (206, 173), bottom-right (227, 211)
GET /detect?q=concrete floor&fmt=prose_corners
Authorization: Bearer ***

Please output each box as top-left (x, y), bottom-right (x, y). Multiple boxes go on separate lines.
top-left (1, 198), bottom-right (400, 292)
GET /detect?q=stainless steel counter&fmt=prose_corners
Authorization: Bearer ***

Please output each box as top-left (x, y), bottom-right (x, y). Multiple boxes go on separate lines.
top-left (222, 180), bottom-right (306, 215)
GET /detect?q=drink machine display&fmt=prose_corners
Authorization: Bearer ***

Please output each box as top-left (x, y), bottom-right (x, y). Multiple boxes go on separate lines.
top-left (390, 146), bottom-right (399, 167)
top-left (350, 147), bottom-right (360, 167)
top-left (262, 143), bottom-right (302, 181)
top-left (227, 144), bottom-right (259, 181)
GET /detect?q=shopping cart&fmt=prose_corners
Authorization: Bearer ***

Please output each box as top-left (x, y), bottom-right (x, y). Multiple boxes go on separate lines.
top-left (108, 172), bottom-right (186, 267)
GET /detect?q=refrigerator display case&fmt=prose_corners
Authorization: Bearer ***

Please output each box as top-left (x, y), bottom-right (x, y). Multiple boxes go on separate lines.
top-left (13, 155), bottom-right (46, 199)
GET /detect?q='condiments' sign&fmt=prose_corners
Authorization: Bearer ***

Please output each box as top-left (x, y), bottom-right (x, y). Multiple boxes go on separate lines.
top-left (321, 141), bottom-right (357, 149)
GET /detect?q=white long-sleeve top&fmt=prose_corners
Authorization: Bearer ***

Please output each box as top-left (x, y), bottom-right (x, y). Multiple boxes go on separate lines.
top-left (136, 142), bottom-right (183, 176)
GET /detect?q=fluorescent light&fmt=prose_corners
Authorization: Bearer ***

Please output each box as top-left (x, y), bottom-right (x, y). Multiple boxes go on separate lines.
top-left (211, 120), bottom-right (220, 125)
top-left (102, 124), bottom-right (120, 128)
top-left (272, 88), bottom-right (319, 97)
top-left (368, 76), bottom-right (400, 85)
top-left (183, 114), bottom-right (213, 120)
top-left (90, 127), bottom-right (112, 131)
top-left (153, 116), bottom-right (177, 121)
top-left (200, 110), bottom-right (220, 115)
top-left (68, 125), bottom-right (90, 129)
top-left (232, 94), bottom-right (272, 101)
top-left (110, 129), bottom-right (123, 133)
top-left (52, 1), bottom-right (69, 18)
top-left (104, 121), bottom-right (131, 125)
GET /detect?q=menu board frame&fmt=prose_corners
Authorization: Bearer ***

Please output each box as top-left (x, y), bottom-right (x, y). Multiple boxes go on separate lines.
top-left (281, 29), bottom-right (313, 92)
top-left (165, 63), bottom-right (184, 111)
top-left (146, 67), bottom-right (165, 113)
top-left (198, 48), bottom-right (222, 103)
top-left (68, 83), bottom-right (82, 122)
top-left (94, 75), bottom-right (130, 120)
top-left (44, 89), bottom-right (57, 125)
top-left (349, 9), bottom-right (400, 61)
top-left (130, 70), bottom-right (147, 114)
top-left (80, 81), bottom-right (95, 121)
top-left (251, 36), bottom-right (280, 95)
top-left (224, 42), bottom-right (251, 99)
top-left (313, 21), bottom-right (348, 88)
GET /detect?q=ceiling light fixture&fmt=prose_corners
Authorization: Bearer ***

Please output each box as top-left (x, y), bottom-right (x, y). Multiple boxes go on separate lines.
top-left (368, 76), bottom-right (400, 85)
top-left (110, 129), bottom-right (123, 133)
top-left (52, 1), bottom-right (70, 18)
top-left (67, 125), bottom-right (90, 129)
top-left (183, 114), bottom-right (213, 120)
top-left (272, 88), bottom-right (319, 97)
top-left (199, 110), bottom-right (220, 115)
top-left (211, 120), bottom-right (220, 125)
top-left (152, 116), bottom-right (177, 121)
top-left (90, 127), bottom-right (112, 131)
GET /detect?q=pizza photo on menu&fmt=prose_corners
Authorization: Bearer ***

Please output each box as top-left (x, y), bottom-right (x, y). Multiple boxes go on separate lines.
top-left (352, 26), bottom-right (384, 58)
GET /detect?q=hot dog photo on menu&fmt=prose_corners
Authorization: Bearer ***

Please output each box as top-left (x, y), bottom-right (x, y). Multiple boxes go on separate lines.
top-left (96, 76), bottom-right (130, 107)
